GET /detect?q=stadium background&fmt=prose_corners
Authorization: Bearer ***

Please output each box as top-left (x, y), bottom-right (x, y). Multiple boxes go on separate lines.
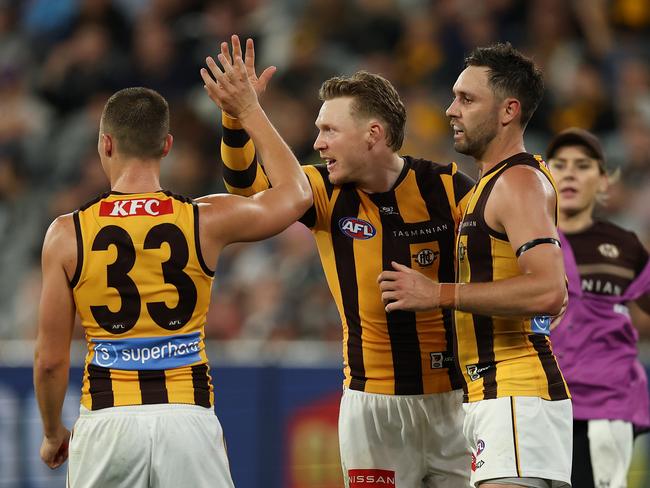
top-left (0, 0), bottom-right (650, 486)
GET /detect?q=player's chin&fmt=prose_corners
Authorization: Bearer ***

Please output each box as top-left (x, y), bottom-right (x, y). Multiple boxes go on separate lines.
top-left (327, 171), bottom-right (347, 185)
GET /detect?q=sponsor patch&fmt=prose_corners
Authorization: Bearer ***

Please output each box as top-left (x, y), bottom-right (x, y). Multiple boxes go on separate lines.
top-left (91, 332), bottom-right (202, 370)
top-left (476, 439), bottom-right (485, 455)
top-left (412, 248), bottom-right (439, 267)
top-left (458, 241), bottom-right (466, 261)
top-left (430, 351), bottom-right (454, 369)
top-left (466, 363), bottom-right (492, 381)
top-left (348, 469), bottom-right (396, 486)
top-left (99, 198), bottom-right (173, 217)
top-left (339, 217), bottom-right (376, 240)
top-left (598, 243), bottom-right (619, 259)
top-left (531, 315), bottom-right (551, 335)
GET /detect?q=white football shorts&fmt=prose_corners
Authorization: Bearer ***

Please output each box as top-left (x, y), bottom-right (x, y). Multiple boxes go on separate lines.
top-left (338, 388), bottom-right (471, 487)
top-left (462, 396), bottom-right (572, 487)
top-left (67, 403), bottom-right (234, 488)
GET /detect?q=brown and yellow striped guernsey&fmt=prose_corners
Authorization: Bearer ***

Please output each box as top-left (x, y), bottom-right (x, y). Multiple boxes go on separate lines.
top-left (72, 190), bottom-right (214, 410)
top-left (455, 152), bottom-right (570, 402)
top-left (222, 115), bottom-right (475, 395)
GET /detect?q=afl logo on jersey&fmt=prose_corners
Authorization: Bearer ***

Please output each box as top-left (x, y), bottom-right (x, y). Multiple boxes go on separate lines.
top-left (339, 217), bottom-right (376, 240)
top-left (598, 243), bottom-right (619, 259)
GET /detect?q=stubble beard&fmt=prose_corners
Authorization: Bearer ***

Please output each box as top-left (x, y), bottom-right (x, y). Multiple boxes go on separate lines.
top-left (453, 116), bottom-right (499, 160)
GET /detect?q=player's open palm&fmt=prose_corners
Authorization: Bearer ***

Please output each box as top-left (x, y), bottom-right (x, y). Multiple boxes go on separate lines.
top-left (201, 42), bottom-right (259, 119)
top-left (219, 34), bottom-right (276, 99)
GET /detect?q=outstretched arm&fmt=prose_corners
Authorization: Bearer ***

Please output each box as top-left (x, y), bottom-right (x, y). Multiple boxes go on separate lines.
top-left (34, 215), bottom-right (76, 469)
top-left (218, 35), bottom-right (275, 196)
top-left (198, 37), bottom-right (312, 247)
top-left (379, 167), bottom-right (566, 317)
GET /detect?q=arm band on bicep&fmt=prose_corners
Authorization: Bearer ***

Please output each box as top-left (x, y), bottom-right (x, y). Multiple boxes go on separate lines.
top-left (515, 237), bottom-right (561, 258)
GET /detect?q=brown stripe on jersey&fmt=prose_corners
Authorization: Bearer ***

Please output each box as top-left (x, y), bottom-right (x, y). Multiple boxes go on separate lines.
top-left (70, 211), bottom-right (83, 288)
top-left (87, 364), bottom-right (114, 410)
top-left (138, 370), bottom-right (169, 404)
top-left (314, 164), bottom-right (335, 200)
top-left (300, 165), bottom-right (334, 228)
top-left (453, 170), bottom-right (476, 208)
top-left (369, 191), bottom-right (423, 395)
top-left (193, 203), bottom-right (214, 277)
top-left (528, 334), bottom-right (570, 400)
top-left (222, 126), bottom-right (249, 148)
top-left (192, 364), bottom-right (212, 407)
top-left (331, 186), bottom-right (365, 390)
top-left (465, 220), bottom-right (498, 398)
top-left (415, 163), bottom-right (462, 389)
top-left (222, 150), bottom-right (260, 189)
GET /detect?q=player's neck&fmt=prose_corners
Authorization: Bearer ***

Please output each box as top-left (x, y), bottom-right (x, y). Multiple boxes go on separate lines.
top-left (475, 131), bottom-right (525, 176)
top-left (357, 153), bottom-right (404, 194)
top-left (110, 160), bottom-right (162, 194)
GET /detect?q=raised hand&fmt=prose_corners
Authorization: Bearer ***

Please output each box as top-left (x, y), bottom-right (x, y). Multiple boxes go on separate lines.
top-left (201, 44), bottom-right (260, 120)
top-left (219, 34), bottom-right (276, 100)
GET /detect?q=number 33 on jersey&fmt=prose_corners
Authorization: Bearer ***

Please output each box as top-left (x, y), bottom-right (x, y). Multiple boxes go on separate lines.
top-left (71, 191), bottom-right (214, 411)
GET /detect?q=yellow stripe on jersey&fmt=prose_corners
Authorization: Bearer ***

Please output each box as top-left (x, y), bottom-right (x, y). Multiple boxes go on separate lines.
top-left (455, 153), bottom-right (570, 402)
top-left (73, 191), bottom-right (215, 410)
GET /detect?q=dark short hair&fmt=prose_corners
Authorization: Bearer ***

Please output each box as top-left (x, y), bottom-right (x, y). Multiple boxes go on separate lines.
top-left (465, 43), bottom-right (544, 128)
top-left (319, 71), bottom-right (406, 151)
top-left (101, 87), bottom-right (169, 159)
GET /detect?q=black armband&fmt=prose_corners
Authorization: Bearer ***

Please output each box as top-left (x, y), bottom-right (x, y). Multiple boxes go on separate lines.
top-left (515, 237), bottom-right (561, 258)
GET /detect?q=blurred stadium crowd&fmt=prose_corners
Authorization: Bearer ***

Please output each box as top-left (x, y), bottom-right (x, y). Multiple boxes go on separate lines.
top-left (0, 0), bottom-right (649, 345)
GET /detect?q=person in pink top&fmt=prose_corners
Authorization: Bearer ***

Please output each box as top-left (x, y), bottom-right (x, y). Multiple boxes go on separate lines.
top-left (547, 127), bottom-right (650, 488)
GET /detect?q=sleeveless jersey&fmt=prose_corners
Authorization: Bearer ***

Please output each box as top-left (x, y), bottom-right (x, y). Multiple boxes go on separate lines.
top-left (221, 115), bottom-right (475, 395)
top-left (455, 153), bottom-right (570, 402)
top-left (72, 191), bottom-right (215, 410)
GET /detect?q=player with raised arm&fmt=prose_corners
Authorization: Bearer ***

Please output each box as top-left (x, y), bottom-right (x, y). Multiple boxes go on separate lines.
top-left (379, 43), bottom-right (572, 487)
top-left (33, 38), bottom-right (311, 487)
top-left (219, 35), bottom-right (474, 487)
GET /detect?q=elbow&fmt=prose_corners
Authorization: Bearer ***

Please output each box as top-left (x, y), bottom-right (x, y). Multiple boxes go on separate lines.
top-left (296, 186), bottom-right (313, 213)
top-left (537, 286), bottom-right (567, 317)
top-left (34, 351), bottom-right (69, 378)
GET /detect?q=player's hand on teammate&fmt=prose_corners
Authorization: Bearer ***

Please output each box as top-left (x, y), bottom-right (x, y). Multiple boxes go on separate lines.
top-left (40, 424), bottom-right (71, 469)
top-left (378, 261), bottom-right (439, 312)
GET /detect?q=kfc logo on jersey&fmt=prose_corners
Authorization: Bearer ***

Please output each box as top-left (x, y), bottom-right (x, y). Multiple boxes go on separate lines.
top-left (100, 198), bottom-right (173, 217)
top-left (348, 470), bottom-right (395, 486)
top-left (339, 217), bottom-right (376, 240)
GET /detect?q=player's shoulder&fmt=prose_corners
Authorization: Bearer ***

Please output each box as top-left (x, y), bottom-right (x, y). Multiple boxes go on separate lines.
top-left (405, 155), bottom-right (455, 176)
top-left (43, 212), bottom-right (77, 255)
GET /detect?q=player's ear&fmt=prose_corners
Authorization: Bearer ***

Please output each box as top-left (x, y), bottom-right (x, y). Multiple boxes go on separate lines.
top-left (366, 121), bottom-right (383, 148)
top-left (161, 134), bottom-right (173, 158)
top-left (100, 134), bottom-right (113, 158)
top-left (502, 98), bottom-right (520, 125)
